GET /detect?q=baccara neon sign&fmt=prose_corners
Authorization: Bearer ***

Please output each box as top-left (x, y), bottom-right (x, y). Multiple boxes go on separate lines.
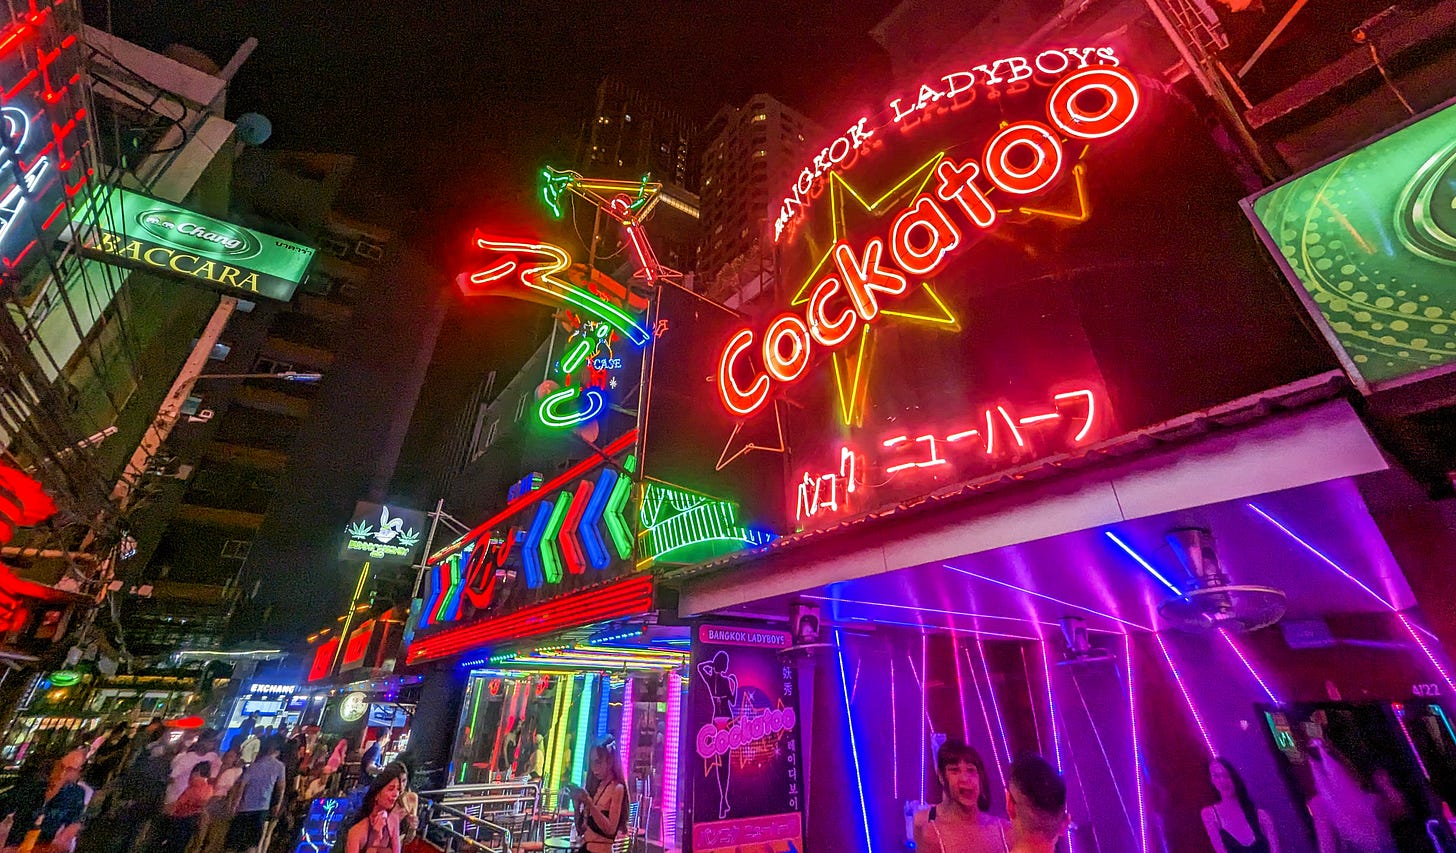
top-left (719, 60), bottom-right (1141, 419)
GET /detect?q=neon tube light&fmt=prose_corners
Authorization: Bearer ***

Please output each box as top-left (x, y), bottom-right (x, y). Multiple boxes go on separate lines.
top-left (1125, 633), bottom-right (1148, 853)
top-left (837, 629), bottom-right (874, 852)
top-left (976, 636), bottom-right (1014, 767)
top-left (431, 430), bottom-right (638, 564)
top-left (890, 655), bottom-right (900, 800)
top-left (617, 677), bottom-right (635, 760)
top-left (1248, 503), bottom-right (1456, 692)
top-left (1218, 631), bottom-right (1281, 706)
top-left (952, 633), bottom-right (970, 740)
top-left (1393, 704), bottom-right (1432, 780)
top-left (1104, 531), bottom-right (1182, 595)
top-left (571, 673), bottom-right (597, 784)
top-left (964, 646), bottom-right (1007, 773)
top-left (662, 670), bottom-right (684, 849)
top-left (1039, 639), bottom-right (1063, 770)
top-left (945, 565), bottom-right (1152, 631)
top-left (920, 631), bottom-right (929, 804)
top-left (1152, 632), bottom-right (1216, 757)
top-left (805, 594), bottom-right (1066, 629)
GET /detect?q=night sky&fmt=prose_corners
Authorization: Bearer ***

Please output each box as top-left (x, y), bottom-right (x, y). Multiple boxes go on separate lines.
top-left (90, 1), bottom-right (901, 213)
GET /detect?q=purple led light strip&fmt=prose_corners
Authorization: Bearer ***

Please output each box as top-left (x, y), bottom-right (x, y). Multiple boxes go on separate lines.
top-left (976, 636), bottom-right (1015, 768)
top-left (1218, 631), bottom-right (1281, 706)
top-left (944, 565), bottom-right (1152, 631)
top-left (1039, 639), bottom-right (1064, 770)
top-left (1152, 631), bottom-right (1216, 757)
top-left (952, 632), bottom-right (971, 740)
top-left (837, 629), bottom-right (874, 851)
top-left (806, 594), bottom-right (1068, 628)
top-left (1124, 633), bottom-right (1148, 853)
top-left (964, 646), bottom-right (1008, 774)
top-left (1248, 503), bottom-right (1455, 693)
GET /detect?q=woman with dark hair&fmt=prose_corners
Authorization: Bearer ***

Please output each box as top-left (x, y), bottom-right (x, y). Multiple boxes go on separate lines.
top-left (567, 743), bottom-right (626, 853)
top-left (913, 739), bottom-right (1010, 853)
top-left (343, 768), bottom-right (403, 853)
top-left (1201, 758), bottom-right (1282, 853)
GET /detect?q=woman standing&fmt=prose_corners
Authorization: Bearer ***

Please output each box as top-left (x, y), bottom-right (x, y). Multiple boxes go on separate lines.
top-left (343, 770), bottom-right (403, 853)
top-left (913, 740), bottom-right (1011, 853)
top-left (1200, 758), bottom-right (1281, 853)
top-left (568, 744), bottom-right (627, 853)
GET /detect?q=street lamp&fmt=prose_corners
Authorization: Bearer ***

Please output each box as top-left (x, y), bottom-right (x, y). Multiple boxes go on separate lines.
top-left (194, 371), bottom-right (324, 382)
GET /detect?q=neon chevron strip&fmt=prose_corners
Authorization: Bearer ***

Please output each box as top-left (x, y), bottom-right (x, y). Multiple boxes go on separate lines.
top-left (541, 493), bottom-right (571, 584)
top-left (638, 482), bottom-right (776, 562)
top-left (523, 502), bottom-right (552, 589)
top-left (603, 454), bottom-right (636, 560)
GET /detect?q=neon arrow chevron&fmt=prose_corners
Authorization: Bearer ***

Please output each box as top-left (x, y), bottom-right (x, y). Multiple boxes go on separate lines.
top-left (604, 454), bottom-right (637, 560)
top-left (561, 480), bottom-right (591, 574)
top-left (523, 502), bottom-right (552, 589)
top-left (541, 493), bottom-right (571, 584)
top-left (580, 469), bottom-right (617, 570)
top-left (457, 234), bottom-right (650, 346)
top-left (427, 552), bottom-right (464, 625)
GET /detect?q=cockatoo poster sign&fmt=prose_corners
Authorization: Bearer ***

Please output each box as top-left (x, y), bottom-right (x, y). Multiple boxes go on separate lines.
top-left (340, 501), bottom-right (427, 564)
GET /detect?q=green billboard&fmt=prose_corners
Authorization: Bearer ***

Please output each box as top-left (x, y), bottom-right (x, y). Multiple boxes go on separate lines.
top-left (85, 188), bottom-right (315, 302)
top-left (1245, 99), bottom-right (1456, 391)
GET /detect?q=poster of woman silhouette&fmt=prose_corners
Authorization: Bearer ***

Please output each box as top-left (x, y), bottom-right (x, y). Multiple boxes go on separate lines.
top-left (690, 623), bottom-right (804, 853)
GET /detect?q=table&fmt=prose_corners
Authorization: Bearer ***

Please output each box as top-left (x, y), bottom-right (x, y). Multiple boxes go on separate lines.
top-left (542, 838), bottom-right (576, 849)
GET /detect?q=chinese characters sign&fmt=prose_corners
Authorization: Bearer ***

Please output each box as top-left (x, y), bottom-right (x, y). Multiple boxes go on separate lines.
top-left (691, 624), bottom-right (803, 853)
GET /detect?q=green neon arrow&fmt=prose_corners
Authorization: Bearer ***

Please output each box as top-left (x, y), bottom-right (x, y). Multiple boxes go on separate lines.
top-left (541, 491), bottom-right (572, 584)
top-left (604, 456), bottom-right (636, 560)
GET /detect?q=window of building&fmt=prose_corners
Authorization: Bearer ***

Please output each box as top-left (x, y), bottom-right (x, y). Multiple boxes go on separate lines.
top-left (753, 113), bottom-right (767, 122)
top-left (354, 239), bottom-right (384, 261)
top-left (337, 281), bottom-right (360, 302)
top-left (220, 540), bottom-right (251, 560)
top-left (753, 149), bottom-right (766, 158)
top-left (255, 357), bottom-right (294, 375)
top-left (515, 395), bottom-right (528, 423)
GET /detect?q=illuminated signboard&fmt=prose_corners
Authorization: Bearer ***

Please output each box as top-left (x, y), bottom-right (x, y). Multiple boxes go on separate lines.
top-left (638, 482), bottom-right (775, 565)
top-left (1245, 98), bottom-right (1456, 392)
top-left (418, 431), bottom-right (639, 630)
top-left (0, 2), bottom-right (93, 290)
top-left (84, 189), bottom-right (315, 301)
top-left (340, 502), bottom-right (425, 565)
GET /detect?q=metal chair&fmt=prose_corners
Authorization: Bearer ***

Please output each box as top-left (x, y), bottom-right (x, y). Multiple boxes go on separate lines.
top-left (612, 800), bottom-right (641, 853)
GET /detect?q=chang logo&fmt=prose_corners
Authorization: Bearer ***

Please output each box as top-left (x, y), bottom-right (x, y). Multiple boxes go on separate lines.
top-left (137, 208), bottom-right (262, 259)
top-left (1396, 140), bottom-right (1456, 267)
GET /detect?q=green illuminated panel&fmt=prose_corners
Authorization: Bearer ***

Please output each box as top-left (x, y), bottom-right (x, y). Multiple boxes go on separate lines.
top-left (1249, 101), bottom-right (1456, 389)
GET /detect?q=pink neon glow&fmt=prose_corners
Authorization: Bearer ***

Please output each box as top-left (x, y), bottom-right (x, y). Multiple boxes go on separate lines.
top-left (883, 435), bottom-right (908, 448)
top-left (920, 632), bottom-right (929, 804)
top-left (663, 671), bottom-right (684, 848)
top-left (617, 676), bottom-right (635, 773)
top-left (945, 564), bottom-right (1152, 631)
top-left (1125, 633), bottom-right (1148, 853)
top-left (1039, 640), bottom-right (1063, 770)
top-left (951, 633), bottom-right (971, 740)
top-left (1153, 632), bottom-right (1216, 757)
top-left (976, 636), bottom-right (1014, 766)
top-left (806, 595), bottom-right (1063, 629)
top-left (996, 406), bottom-right (1027, 448)
top-left (983, 121), bottom-right (1064, 195)
top-left (947, 428), bottom-right (980, 442)
top-left (1397, 611), bottom-right (1456, 695)
top-left (718, 329), bottom-right (771, 417)
top-left (1218, 631), bottom-right (1281, 706)
top-left (891, 655), bottom-right (900, 800)
top-left (964, 646), bottom-right (1007, 775)
top-left (1393, 704), bottom-right (1432, 779)
top-left (1019, 413), bottom-right (1060, 425)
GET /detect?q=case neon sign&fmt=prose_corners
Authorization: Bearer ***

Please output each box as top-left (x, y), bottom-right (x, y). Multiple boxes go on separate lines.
top-left (722, 63), bottom-right (1141, 420)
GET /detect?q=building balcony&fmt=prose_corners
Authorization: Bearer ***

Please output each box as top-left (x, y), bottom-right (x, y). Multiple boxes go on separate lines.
top-left (233, 385), bottom-right (312, 420)
top-left (202, 442), bottom-right (288, 472)
top-left (173, 504), bottom-right (265, 530)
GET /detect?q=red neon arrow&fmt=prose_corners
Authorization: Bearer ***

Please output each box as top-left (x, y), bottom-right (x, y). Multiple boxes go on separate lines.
top-left (559, 479), bottom-right (591, 574)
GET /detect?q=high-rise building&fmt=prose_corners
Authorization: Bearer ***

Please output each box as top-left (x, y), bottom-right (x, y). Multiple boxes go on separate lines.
top-left (580, 77), bottom-right (699, 191)
top-left (697, 95), bottom-right (820, 301)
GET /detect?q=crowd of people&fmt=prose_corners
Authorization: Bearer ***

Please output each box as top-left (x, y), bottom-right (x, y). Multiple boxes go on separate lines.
top-left (0, 719), bottom-right (414, 853)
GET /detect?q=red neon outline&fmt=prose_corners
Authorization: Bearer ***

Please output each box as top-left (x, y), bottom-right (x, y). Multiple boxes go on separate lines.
top-left (995, 405), bottom-right (1027, 448)
top-left (934, 158), bottom-right (997, 229)
top-left (889, 196), bottom-right (962, 276)
top-left (407, 574), bottom-right (654, 663)
top-left (718, 329), bottom-right (771, 417)
top-left (1047, 66), bottom-right (1140, 140)
top-left (834, 237), bottom-right (907, 322)
top-left (983, 121), bottom-right (1064, 195)
top-left (762, 313), bottom-right (812, 383)
top-left (947, 428), bottom-right (980, 442)
top-left (1053, 389), bottom-right (1098, 442)
top-left (808, 276), bottom-right (858, 348)
top-left (430, 429), bottom-right (638, 563)
top-left (560, 480), bottom-right (590, 575)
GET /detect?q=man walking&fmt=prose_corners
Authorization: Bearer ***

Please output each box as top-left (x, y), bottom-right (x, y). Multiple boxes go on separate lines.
top-left (1004, 755), bottom-right (1070, 853)
top-left (225, 738), bottom-right (286, 853)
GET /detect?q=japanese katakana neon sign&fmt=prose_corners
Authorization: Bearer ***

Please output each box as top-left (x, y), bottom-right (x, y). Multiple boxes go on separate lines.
top-left (794, 388), bottom-right (1102, 525)
top-left (720, 62), bottom-right (1141, 422)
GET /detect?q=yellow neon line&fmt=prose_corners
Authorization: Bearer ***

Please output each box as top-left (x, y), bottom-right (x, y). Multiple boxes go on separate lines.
top-left (1018, 164), bottom-right (1090, 223)
top-left (881, 282), bottom-right (961, 329)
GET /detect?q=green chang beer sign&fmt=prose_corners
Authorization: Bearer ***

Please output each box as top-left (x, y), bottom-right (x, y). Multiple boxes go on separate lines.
top-left (88, 188), bottom-right (315, 301)
top-left (1246, 100), bottom-right (1456, 390)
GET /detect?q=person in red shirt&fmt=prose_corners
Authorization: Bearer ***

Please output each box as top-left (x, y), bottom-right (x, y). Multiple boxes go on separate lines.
top-left (159, 762), bottom-right (214, 852)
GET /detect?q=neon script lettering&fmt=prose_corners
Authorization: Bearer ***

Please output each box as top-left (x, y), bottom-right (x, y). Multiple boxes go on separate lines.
top-left (724, 66), bottom-right (1140, 418)
top-left (695, 706), bottom-right (798, 758)
top-left (773, 46), bottom-right (1124, 240)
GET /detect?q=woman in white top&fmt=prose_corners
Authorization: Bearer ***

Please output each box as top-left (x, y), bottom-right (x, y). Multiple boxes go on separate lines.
top-left (569, 744), bottom-right (626, 853)
top-left (914, 740), bottom-right (1011, 853)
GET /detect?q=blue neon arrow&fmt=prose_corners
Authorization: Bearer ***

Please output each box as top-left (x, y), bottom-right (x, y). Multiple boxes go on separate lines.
top-left (523, 501), bottom-right (553, 588)
top-left (580, 468), bottom-right (616, 570)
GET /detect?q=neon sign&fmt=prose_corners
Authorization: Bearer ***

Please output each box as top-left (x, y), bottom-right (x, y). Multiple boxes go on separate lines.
top-left (773, 46), bottom-right (1127, 240)
top-left (723, 63), bottom-right (1141, 420)
top-left (793, 388), bottom-right (1102, 525)
top-left (638, 482), bottom-right (775, 564)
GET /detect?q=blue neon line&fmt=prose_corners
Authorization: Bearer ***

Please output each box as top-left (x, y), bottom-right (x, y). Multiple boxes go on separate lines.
top-left (581, 469), bottom-right (616, 570)
top-left (1104, 531), bottom-right (1182, 595)
top-left (523, 502), bottom-right (552, 588)
top-left (1245, 504), bottom-right (1393, 608)
top-left (836, 630), bottom-right (873, 851)
top-left (595, 677), bottom-right (612, 742)
top-left (421, 562), bottom-right (445, 627)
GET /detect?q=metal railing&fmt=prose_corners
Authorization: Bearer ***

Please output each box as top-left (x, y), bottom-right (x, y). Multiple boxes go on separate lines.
top-left (418, 798), bottom-right (515, 853)
top-left (418, 782), bottom-right (542, 852)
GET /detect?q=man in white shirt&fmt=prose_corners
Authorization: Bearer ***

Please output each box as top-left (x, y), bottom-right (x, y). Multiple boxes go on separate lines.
top-left (166, 729), bottom-right (221, 805)
top-left (239, 731), bottom-right (261, 765)
top-left (225, 738), bottom-right (287, 853)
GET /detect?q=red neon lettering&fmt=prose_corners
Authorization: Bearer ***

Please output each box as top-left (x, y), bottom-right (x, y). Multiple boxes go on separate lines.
top-left (1053, 389), bottom-right (1098, 442)
top-left (834, 238), bottom-right (908, 322)
top-left (994, 56), bottom-right (1034, 84)
top-left (718, 329), bottom-right (771, 417)
top-left (1034, 49), bottom-right (1071, 75)
top-left (1062, 47), bottom-right (1098, 68)
top-left (1047, 66), bottom-right (1140, 140)
top-left (762, 313), bottom-right (812, 383)
top-left (808, 276), bottom-right (858, 347)
top-left (942, 71), bottom-right (975, 99)
top-left (982, 121), bottom-right (1064, 195)
top-left (889, 196), bottom-right (961, 276)
top-left (890, 98), bottom-right (916, 124)
top-left (935, 159), bottom-right (997, 229)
